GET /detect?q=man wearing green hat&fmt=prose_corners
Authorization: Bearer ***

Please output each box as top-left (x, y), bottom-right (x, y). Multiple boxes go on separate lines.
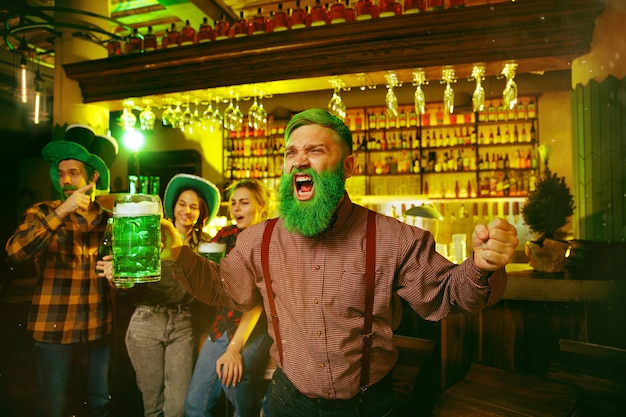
top-left (6, 125), bottom-right (115, 417)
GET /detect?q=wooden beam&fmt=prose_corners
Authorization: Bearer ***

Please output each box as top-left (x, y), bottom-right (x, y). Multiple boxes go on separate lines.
top-left (64, 0), bottom-right (605, 103)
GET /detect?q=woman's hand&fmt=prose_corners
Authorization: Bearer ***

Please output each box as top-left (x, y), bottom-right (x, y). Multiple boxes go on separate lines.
top-left (215, 345), bottom-right (243, 387)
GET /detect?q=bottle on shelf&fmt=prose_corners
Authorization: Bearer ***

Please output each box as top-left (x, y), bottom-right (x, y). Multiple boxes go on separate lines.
top-left (251, 8), bottom-right (269, 34)
top-left (273, 3), bottom-right (290, 31)
top-left (107, 38), bottom-right (122, 57)
top-left (344, 0), bottom-right (357, 21)
top-left (166, 23), bottom-right (180, 47)
top-left (197, 17), bottom-right (213, 43)
top-left (143, 26), bottom-right (157, 51)
top-left (214, 14), bottom-right (231, 40)
top-left (404, 0), bottom-right (422, 14)
top-left (234, 11), bottom-right (249, 37)
top-left (311, 0), bottom-right (327, 26)
top-left (126, 28), bottom-right (143, 54)
top-left (356, 0), bottom-right (373, 20)
top-left (291, 0), bottom-right (309, 29)
top-left (180, 20), bottom-right (196, 45)
top-left (527, 100), bottom-right (537, 118)
top-left (330, 0), bottom-right (347, 23)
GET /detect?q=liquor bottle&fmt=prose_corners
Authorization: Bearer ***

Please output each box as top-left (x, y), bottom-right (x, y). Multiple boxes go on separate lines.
top-left (398, 109), bottom-right (407, 128)
top-left (503, 126), bottom-right (510, 143)
top-left (377, 111), bottom-right (386, 129)
top-left (107, 39), bottom-right (122, 57)
top-left (404, 0), bottom-right (422, 14)
top-left (311, 0), bottom-right (327, 26)
top-left (503, 172), bottom-right (510, 196)
top-left (497, 101), bottom-right (506, 121)
top-left (521, 125), bottom-right (528, 142)
top-left (516, 101), bottom-right (527, 120)
top-left (197, 17), bottom-right (213, 43)
top-left (234, 11), bottom-right (249, 37)
top-left (527, 100), bottom-right (536, 118)
top-left (530, 123), bottom-right (537, 142)
top-left (126, 28), bottom-right (143, 54)
top-left (368, 112), bottom-right (377, 129)
top-left (507, 103), bottom-right (516, 121)
top-left (291, 0), bottom-right (308, 29)
top-left (143, 26), bottom-right (157, 51)
top-left (345, 0), bottom-right (357, 21)
top-left (166, 23), bottom-right (180, 47)
top-left (356, 0), bottom-right (373, 20)
top-left (513, 125), bottom-right (519, 143)
top-left (180, 20), bottom-right (196, 45)
top-left (494, 126), bottom-right (501, 144)
top-left (487, 101), bottom-right (496, 122)
top-left (214, 14), bottom-right (231, 40)
top-left (330, 0), bottom-right (347, 23)
top-left (273, 3), bottom-right (289, 31)
top-left (96, 218), bottom-right (113, 275)
top-left (251, 8), bottom-right (268, 34)
top-left (380, 0), bottom-right (400, 17)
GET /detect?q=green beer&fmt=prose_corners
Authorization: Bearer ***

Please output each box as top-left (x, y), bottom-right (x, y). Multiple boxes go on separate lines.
top-left (198, 242), bottom-right (226, 264)
top-left (112, 194), bottom-right (161, 284)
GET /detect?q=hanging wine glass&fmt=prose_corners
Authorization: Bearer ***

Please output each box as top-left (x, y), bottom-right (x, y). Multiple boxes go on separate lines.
top-left (412, 69), bottom-right (428, 115)
top-left (256, 95), bottom-right (268, 130)
top-left (441, 67), bottom-right (457, 114)
top-left (384, 71), bottom-right (401, 118)
top-left (121, 100), bottom-right (137, 131)
top-left (328, 77), bottom-right (347, 121)
top-left (139, 99), bottom-right (156, 131)
top-left (232, 97), bottom-right (244, 132)
top-left (501, 62), bottom-right (518, 110)
top-left (470, 64), bottom-right (486, 113)
top-left (181, 97), bottom-right (193, 129)
top-left (328, 89), bottom-right (346, 120)
top-left (161, 98), bottom-right (174, 127)
top-left (171, 102), bottom-right (183, 129)
top-left (248, 96), bottom-right (259, 129)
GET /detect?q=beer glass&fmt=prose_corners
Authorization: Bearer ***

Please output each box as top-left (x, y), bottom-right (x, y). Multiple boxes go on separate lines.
top-left (112, 194), bottom-right (162, 285)
top-left (198, 242), bottom-right (227, 264)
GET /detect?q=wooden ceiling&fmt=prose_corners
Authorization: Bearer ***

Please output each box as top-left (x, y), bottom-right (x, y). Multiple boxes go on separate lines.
top-left (2, 1), bottom-right (606, 107)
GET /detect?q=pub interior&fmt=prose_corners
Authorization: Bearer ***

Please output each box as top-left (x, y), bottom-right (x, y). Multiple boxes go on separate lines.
top-left (0, 1), bottom-right (625, 416)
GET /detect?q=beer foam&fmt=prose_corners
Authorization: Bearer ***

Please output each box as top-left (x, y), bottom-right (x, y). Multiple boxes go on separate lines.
top-left (114, 200), bottom-right (160, 216)
top-left (198, 242), bottom-right (226, 253)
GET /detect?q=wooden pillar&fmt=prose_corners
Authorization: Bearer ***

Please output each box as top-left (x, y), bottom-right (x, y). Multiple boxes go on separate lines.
top-left (570, 0), bottom-right (626, 241)
top-left (52, 0), bottom-right (110, 133)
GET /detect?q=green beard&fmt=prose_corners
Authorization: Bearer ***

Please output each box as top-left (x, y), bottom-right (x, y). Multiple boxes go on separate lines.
top-left (278, 163), bottom-right (346, 237)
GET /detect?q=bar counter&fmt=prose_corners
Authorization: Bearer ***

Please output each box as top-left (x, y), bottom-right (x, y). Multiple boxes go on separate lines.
top-left (503, 263), bottom-right (626, 302)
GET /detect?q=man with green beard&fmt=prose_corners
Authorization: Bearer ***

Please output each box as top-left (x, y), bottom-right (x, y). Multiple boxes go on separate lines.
top-left (160, 108), bottom-right (518, 417)
top-left (6, 125), bottom-right (117, 417)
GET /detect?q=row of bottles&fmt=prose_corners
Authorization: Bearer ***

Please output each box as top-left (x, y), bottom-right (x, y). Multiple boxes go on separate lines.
top-left (108, 0), bottom-right (515, 56)
top-left (227, 156), bottom-right (284, 179)
top-left (425, 169), bottom-right (536, 199)
top-left (226, 136), bottom-right (285, 157)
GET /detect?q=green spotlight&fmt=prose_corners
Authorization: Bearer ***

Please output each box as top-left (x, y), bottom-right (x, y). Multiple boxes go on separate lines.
top-left (123, 130), bottom-right (145, 151)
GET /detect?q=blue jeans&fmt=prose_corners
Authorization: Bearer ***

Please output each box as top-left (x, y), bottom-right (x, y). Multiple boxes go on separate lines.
top-left (33, 336), bottom-right (111, 417)
top-left (268, 368), bottom-right (396, 417)
top-left (185, 328), bottom-right (272, 417)
top-left (125, 305), bottom-right (194, 417)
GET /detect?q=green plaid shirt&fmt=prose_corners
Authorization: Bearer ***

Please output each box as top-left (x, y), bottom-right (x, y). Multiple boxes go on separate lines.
top-left (6, 200), bottom-right (113, 344)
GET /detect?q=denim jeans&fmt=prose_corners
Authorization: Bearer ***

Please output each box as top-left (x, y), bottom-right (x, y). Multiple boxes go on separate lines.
top-left (185, 328), bottom-right (272, 417)
top-left (33, 336), bottom-right (111, 417)
top-left (125, 305), bottom-right (194, 417)
top-left (268, 368), bottom-right (396, 417)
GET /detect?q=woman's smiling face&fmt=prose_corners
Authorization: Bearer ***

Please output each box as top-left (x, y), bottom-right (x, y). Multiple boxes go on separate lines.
top-left (174, 189), bottom-right (201, 230)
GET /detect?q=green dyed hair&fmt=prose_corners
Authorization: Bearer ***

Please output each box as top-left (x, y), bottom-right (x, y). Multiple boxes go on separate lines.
top-left (284, 108), bottom-right (353, 155)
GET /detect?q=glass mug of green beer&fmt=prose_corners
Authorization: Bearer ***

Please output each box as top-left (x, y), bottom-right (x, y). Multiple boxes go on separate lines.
top-left (112, 194), bottom-right (162, 286)
top-left (198, 242), bottom-right (227, 264)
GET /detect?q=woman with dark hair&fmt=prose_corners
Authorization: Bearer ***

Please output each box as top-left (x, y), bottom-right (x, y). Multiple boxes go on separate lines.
top-left (185, 179), bottom-right (274, 417)
top-left (122, 174), bottom-right (220, 417)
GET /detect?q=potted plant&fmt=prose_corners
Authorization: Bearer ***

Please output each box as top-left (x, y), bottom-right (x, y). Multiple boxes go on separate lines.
top-left (522, 145), bottom-right (575, 273)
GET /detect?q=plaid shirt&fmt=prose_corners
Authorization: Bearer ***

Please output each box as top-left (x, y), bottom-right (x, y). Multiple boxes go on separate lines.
top-left (207, 224), bottom-right (242, 341)
top-left (6, 200), bottom-right (113, 344)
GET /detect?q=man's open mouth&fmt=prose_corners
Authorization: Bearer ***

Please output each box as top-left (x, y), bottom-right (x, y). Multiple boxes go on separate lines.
top-left (294, 174), bottom-right (314, 201)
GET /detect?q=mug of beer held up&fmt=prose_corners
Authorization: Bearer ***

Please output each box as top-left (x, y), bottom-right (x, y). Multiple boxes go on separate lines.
top-left (112, 194), bottom-right (162, 285)
top-left (198, 242), bottom-right (227, 264)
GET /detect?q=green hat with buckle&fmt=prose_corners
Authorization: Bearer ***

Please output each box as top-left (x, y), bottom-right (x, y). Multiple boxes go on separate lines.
top-left (42, 124), bottom-right (118, 195)
top-left (164, 174), bottom-right (221, 225)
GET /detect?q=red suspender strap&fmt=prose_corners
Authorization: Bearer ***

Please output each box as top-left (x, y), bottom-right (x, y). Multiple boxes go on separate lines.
top-left (261, 212), bottom-right (376, 389)
top-left (360, 209), bottom-right (377, 391)
top-left (261, 218), bottom-right (282, 366)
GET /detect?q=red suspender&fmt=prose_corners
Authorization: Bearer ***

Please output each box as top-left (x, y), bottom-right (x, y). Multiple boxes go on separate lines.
top-left (360, 209), bottom-right (377, 391)
top-left (262, 218), bottom-right (282, 366)
top-left (261, 211), bottom-right (377, 390)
